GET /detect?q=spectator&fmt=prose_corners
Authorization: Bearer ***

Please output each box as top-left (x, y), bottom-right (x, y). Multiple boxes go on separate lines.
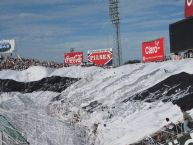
top-left (162, 118), bottom-right (178, 143)
top-left (182, 110), bottom-right (192, 133)
top-left (0, 56), bottom-right (64, 70)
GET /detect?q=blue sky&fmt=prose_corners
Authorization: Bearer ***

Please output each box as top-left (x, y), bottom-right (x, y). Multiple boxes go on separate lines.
top-left (0, 0), bottom-right (184, 63)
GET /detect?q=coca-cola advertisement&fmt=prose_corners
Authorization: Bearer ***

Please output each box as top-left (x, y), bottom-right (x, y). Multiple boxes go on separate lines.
top-left (142, 37), bottom-right (165, 62)
top-left (64, 52), bottom-right (83, 65)
top-left (87, 48), bottom-right (113, 66)
top-left (185, 0), bottom-right (193, 18)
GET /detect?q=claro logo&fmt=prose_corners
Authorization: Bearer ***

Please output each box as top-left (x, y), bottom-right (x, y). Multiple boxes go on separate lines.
top-left (145, 41), bottom-right (160, 55)
top-left (187, 0), bottom-right (193, 6)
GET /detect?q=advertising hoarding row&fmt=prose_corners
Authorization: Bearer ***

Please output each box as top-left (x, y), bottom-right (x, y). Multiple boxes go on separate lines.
top-left (142, 37), bottom-right (165, 62)
top-left (0, 40), bottom-right (15, 53)
top-left (64, 48), bottom-right (113, 66)
top-left (64, 0), bottom-right (191, 65)
top-left (64, 42), bottom-right (166, 65)
top-left (185, 0), bottom-right (193, 18)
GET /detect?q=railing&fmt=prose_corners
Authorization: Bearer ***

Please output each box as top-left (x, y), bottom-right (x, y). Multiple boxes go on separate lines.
top-left (0, 115), bottom-right (29, 145)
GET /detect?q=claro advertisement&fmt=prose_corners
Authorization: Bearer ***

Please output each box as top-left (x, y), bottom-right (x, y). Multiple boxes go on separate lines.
top-left (142, 37), bottom-right (165, 62)
top-left (64, 52), bottom-right (83, 65)
top-left (185, 0), bottom-right (193, 18)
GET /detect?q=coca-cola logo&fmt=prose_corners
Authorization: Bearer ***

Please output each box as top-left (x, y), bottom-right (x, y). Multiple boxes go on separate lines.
top-left (64, 52), bottom-right (83, 65)
top-left (187, 0), bottom-right (193, 6)
top-left (65, 55), bottom-right (82, 63)
top-left (145, 41), bottom-right (160, 55)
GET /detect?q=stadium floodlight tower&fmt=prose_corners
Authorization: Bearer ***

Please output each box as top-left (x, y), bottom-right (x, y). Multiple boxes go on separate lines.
top-left (109, 0), bottom-right (122, 67)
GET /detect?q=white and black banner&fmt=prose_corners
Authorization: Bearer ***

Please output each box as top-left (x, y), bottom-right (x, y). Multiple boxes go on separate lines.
top-left (0, 40), bottom-right (15, 53)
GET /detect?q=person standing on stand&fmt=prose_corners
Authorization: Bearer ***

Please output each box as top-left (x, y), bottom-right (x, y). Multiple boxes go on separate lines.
top-left (182, 110), bottom-right (192, 133)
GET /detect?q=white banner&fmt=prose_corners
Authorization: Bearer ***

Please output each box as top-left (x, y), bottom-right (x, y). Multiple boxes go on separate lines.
top-left (0, 40), bottom-right (15, 53)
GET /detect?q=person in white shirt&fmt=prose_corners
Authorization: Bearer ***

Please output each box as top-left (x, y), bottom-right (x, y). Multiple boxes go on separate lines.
top-left (182, 110), bottom-right (192, 133)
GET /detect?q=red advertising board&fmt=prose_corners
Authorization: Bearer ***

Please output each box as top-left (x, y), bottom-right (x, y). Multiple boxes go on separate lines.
top-left (142, 37), bottom-right (164, 62)
top-left (88, 49), bottom-right (113, 66)
top-left (64, 52), bottom-right (83, 65)
top-left (185, 0), bottom-right (193, 18)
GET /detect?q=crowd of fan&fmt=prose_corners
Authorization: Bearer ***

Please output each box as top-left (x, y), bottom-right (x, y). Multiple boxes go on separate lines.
top-left (0, 56), bottom-right (64, 70)
top-left (0, 51), bottom-right (191, 71)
